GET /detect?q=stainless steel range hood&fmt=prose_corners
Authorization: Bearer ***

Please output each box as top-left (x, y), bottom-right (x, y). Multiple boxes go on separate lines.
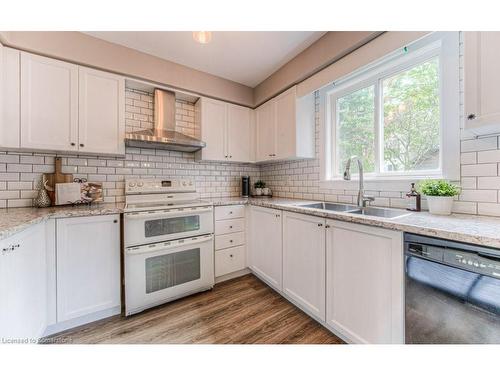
top-left (125, 89), bottom-right (205, 152)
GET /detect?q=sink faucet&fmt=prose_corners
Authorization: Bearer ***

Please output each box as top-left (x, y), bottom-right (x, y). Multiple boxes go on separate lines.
top-left (343, 156), bottom-right (375, 208)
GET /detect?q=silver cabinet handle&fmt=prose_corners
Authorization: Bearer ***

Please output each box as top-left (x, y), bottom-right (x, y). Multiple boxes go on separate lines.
top-left (467, 113), bottom-right (476, 120)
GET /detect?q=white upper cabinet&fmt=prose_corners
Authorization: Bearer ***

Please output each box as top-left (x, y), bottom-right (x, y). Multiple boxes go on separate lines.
top-left (248, 206), bottom-right (283, 290)
top-left (0, 45), bottom-right (20, 149)
top-left (56, 215), bottom-right (120, 323)
top-left (20, 51), bottom-right (79, 152)
top-left (255, 98), bottom-right (276, 161)
top-left (4, 50), bottom-right (125, 155)
top-left (0, 223), bottom-right (47, 341)
top-left (196, 97), bottom-right (254, 162)
top-left (283, 212), bottom-right (326, 321)
top-left (196, 97), bottom-right (227, 161)
top-left (227, 103), bottom-right (253, 162)
top-left (255, 86), bottom-right (315, 162)
top-left (326, 220), bottom-right (404, 344)
top-left (78, 67), bottom-right (125, 155)
top-left (464, 32), bottom-right (500, 135)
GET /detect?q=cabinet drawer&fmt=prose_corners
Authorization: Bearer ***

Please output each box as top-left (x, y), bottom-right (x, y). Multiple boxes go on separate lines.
top-left (215, 218), bottom-right (244, 235)
top-left (215, 246), bottom-right (246, 277)
top-left (215, 232), bottom-right (245, 251)
top-left (215, 205), bottom-right (245, 221)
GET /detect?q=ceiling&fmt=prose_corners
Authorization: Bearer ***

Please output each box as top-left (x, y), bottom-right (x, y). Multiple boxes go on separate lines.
top-left (83, 31), bottom-right (326, 87)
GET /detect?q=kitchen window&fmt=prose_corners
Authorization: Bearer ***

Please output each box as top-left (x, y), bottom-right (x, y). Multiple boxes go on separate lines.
top-left (320, 32), bottom-right (460, 187)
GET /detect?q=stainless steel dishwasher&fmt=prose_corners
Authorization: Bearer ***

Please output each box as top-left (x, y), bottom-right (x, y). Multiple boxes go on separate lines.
top-left (405, 233), bottom-right (500, 344)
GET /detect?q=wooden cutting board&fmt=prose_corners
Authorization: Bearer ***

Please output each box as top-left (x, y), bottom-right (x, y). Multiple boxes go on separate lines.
top-left (43, 157), bottom-right (73, 205)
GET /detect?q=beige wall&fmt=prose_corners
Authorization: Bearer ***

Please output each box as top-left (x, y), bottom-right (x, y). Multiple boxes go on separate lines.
top-left (0, 31), bottom-right (255, 107)
top-left (253, 31), bottom-right (382, 106)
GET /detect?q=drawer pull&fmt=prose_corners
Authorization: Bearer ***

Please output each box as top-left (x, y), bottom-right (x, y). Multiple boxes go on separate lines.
top-left (229, 240), bottom-right (233, 243)
top-left (230, 254), bottom-right (234, 258)
top-left (229, 225), bottom-right (233, 229)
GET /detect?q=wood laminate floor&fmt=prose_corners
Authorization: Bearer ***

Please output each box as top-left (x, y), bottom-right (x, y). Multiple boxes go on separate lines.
top-left (44, 274), bottom-right (343, 344)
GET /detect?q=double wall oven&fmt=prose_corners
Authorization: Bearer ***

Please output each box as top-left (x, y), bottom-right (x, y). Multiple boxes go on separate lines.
top-left (124, 179), bottom-right (214, 316)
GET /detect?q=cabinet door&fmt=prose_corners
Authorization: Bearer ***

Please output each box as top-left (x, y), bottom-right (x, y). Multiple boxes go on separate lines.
top-left (0, 46), bottom-right (20, 148)
top-left (227, 103), bottom-right (253, 162)
top-left (255, 100), bottom-right (276, 162)
top-left (0, 223), bottom-right (46, 341)
top-left (464, 32), bottom-right (500, 131)
top-left (199, 97), bottom-right (227, 161)
top-left (283, 212), bottom-right (325, 321)
top-left (275, 86), bottom-right (297, 159)
top-left (249, 206), bottom-right (282, 290)
top-left (20, 52), bottom-right (78, 151)
top-left (78, 67), bottom-right (125, 155)
top-left (326, 220), bottom-right (404, 344)
top-left (56, 215), bottom-right (120, 322)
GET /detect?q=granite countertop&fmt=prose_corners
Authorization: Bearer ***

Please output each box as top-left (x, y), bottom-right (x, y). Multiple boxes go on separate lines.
top-left (0, 203), bottom-right (124, 241)
top-left (2, 197), bottom-right (500, 249)
top-left (215, 197), bottom-right (500, 249)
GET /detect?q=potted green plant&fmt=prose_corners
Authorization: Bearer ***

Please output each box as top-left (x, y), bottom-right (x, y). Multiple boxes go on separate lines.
top-left (418, 179), bottom-right (460, 215)
top-left (254, 180), bottom-right (266, 196)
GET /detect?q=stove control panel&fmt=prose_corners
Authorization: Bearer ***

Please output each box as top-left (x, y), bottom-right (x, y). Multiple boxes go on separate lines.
top-left (125, 178), bottom-right (195, 194)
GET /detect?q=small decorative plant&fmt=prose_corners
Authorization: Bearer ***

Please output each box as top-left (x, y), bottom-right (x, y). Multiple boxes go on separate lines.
top-left (254, 180), bottom-right (266, 189)
top-left (418, 179), bottom-right (460, 197)
top-left (254, 180), bottom-right (266, 196)
top-left (418, 179), bottom-right (460, 215)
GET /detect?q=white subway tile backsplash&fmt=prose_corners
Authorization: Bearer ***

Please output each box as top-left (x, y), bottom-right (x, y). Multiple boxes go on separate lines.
top-left (459, 189), bottom-right (498, 203)
top-left (477, 149), bottom-right (500, 163)
top-left (477, 176), bottom-right (500, 189)
top-left (461, 163), bottom-right (498, 176)
top-left (461, 137), bottom-right (497, 152)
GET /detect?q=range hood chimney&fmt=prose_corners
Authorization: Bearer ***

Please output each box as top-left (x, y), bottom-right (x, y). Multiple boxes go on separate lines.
top-left (125, 89), bottom-right (205, 152)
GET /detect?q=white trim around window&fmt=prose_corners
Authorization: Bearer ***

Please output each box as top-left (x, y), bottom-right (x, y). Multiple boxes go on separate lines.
top-left (318, 31), bottom-right (460, 191)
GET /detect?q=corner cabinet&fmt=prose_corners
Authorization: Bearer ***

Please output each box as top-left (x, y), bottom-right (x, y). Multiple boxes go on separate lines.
top-left (325, 220), bottom-right (404, 344)
top-left (0, 223), bottom-right (47, 341)
top-left (56, 215), bottom-right (121, 323)
top-left (195, 97), bottom-right (254, 163)
top-left (464, 31), bottom-right (500, 135)
top-left (256, 86), bottom-right (315, 162)
top-left (248, 206), bottom-right (283, 290)
top-left (282, 212), bottom-right (326, 321)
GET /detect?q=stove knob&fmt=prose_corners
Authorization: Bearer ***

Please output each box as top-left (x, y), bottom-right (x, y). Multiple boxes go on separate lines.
top-left (129, 182), bottom-right (136, 187)
top-left (137, 182), bottom-right (144, 187)
top-left (182, 181), bottom-right (187, 186)
top-left (189, 181), bottom-right (193, 186)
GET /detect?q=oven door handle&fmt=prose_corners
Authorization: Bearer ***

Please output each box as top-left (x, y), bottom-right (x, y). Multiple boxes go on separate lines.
top-left (124, 207), bottom-right (213, 220)
top-left (125, 235), bottom-right (213, 255)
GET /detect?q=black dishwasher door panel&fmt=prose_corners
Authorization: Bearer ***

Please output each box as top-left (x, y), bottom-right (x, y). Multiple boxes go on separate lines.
top-left (405, 255), bottom-right (500, 344)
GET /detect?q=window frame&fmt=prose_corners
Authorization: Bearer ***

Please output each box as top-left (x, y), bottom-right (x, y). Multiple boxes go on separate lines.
top-left (319, 32), bottom-right (460, 190)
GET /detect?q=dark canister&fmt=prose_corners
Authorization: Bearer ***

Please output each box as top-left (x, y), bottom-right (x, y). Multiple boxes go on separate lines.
top-left (241, 176), bottom-right (250, 197)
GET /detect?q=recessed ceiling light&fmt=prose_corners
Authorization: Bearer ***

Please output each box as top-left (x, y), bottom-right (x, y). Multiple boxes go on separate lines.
top-left (192, 31), bottom-right (212, 44)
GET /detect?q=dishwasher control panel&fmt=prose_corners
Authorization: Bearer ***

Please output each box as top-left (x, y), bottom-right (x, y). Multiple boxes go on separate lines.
top-left (405, 235), bottom-right (500, 280)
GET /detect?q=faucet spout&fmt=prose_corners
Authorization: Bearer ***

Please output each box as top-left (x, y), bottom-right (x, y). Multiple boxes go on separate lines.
top-left (343, 156), bottom-right (374, 208)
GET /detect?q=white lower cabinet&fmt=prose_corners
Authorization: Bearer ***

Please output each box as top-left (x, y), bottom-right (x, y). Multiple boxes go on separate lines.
top-left (325, 220), bottom-right (404, 344)
top-left (56, 215), bottom-right (121, 323)
top-left (283, 212), bottom-right (325, 321)
top-left (249, 206), bottom-right (283, 290)
top-left (0, 223), bottom-right (46, 341)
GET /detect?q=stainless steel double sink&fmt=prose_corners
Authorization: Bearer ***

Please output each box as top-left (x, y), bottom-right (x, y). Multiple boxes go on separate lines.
top-left (290, 202), bottom-right (410, 219)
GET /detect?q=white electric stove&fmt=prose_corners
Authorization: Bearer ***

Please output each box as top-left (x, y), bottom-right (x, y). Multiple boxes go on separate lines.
top-left (123, 178), bottom-right (214, 316)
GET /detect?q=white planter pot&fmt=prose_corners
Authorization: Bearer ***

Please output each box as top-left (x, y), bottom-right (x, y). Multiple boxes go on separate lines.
top-left (255, 188), bottom-right (262, 196)
top-left (262, 188), bottom-right (271, 196)
top-left (425, 196), bottom-right (454, 215)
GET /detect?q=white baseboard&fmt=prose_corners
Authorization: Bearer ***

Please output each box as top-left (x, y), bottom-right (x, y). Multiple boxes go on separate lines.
top-left (215, 268), bottom-right (251, 284)
top-left (42, 306), bottom-right (121, 338)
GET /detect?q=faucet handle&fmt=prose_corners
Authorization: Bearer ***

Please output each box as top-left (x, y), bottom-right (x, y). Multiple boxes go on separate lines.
top-left (363, 195), bottom-right (375, 203)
